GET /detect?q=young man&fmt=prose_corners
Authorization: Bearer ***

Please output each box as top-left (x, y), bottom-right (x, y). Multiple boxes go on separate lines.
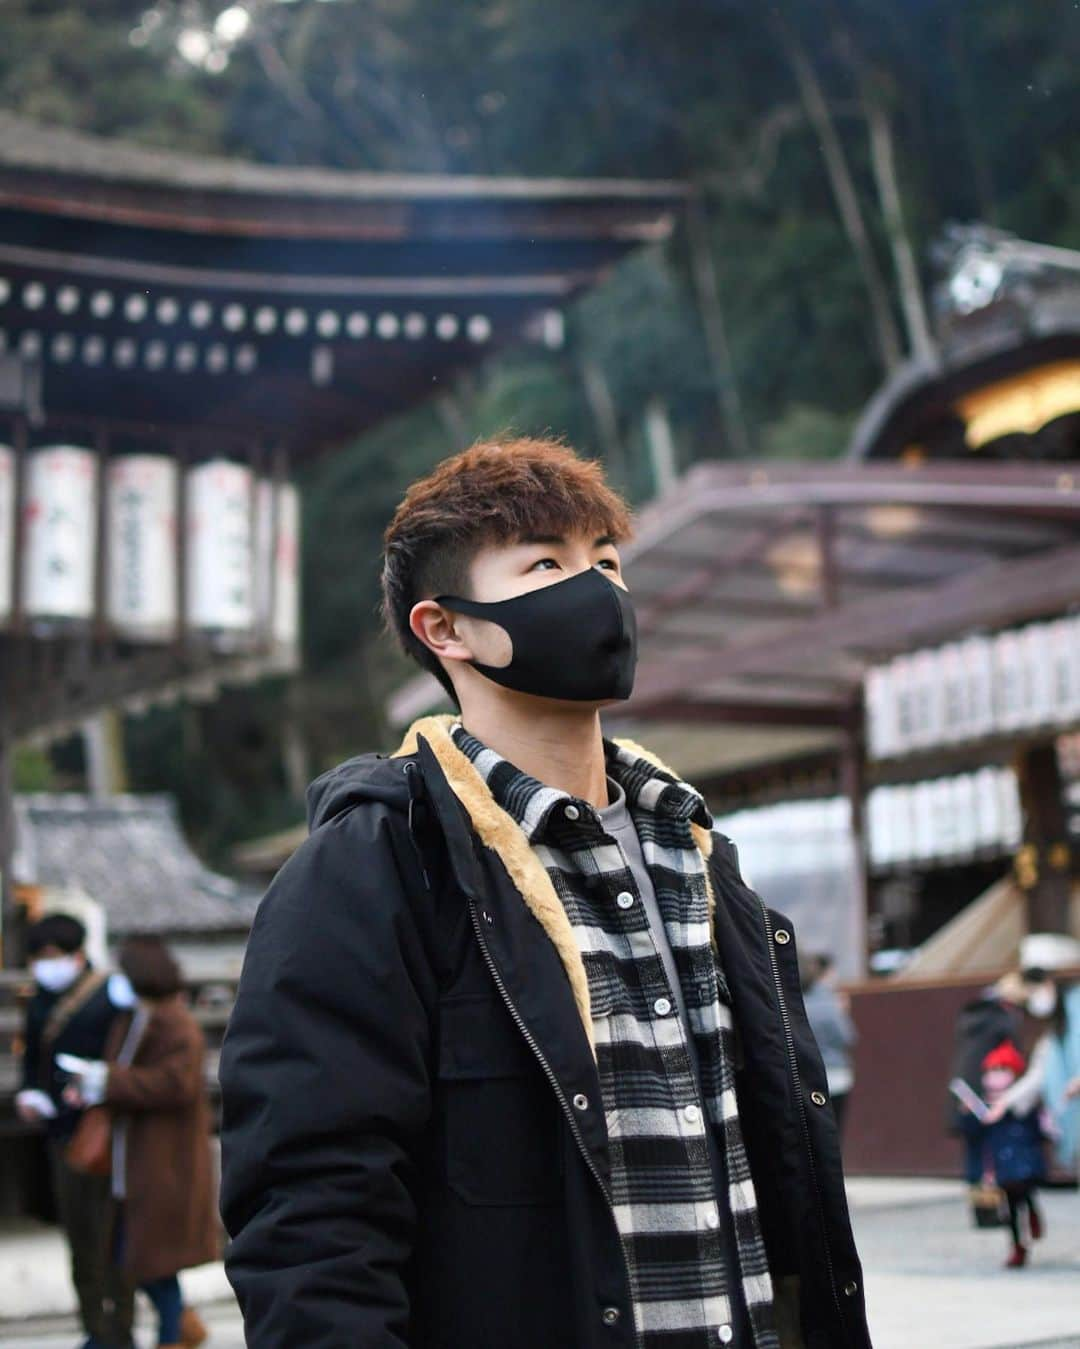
top-left (17, 913), bottom-right (136, 1349)
top-left (220, 438), bottom-right (872, 1349)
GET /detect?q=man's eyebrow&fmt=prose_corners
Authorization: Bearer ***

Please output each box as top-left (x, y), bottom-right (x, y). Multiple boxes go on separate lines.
top-left (595, 534), bottom-right (617, 547)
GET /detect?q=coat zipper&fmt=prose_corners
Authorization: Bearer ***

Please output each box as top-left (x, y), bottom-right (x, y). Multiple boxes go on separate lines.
top-left (466, 896), bottom-right (639, 1346)
top-left (756, 895), bottom-right (845, 1326)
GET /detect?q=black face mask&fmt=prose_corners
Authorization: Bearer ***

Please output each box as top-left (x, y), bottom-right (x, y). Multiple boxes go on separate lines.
top-left (436, 566), bottom-right (638, 702)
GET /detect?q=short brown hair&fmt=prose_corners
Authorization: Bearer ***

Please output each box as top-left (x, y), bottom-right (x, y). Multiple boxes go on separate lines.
top-left (381, 437), bottom-right (632, 698)
top-left (119, 936), bottom-right (183, 999)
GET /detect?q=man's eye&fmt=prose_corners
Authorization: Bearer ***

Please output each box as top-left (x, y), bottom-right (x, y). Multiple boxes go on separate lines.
top-left (596, 558), bottom-right (618, 571)
top-left (529, 558), bottom-right (560, 571)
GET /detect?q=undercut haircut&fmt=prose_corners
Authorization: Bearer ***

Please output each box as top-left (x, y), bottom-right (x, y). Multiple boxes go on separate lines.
top-left (381, 436), bottom-right (633, 700)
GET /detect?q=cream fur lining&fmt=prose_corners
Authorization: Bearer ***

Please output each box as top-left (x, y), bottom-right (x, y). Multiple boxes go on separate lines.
top-left (395, 715), bottom-right (595, 1053)
top-left (394, 716), bottom-right (719, 1047)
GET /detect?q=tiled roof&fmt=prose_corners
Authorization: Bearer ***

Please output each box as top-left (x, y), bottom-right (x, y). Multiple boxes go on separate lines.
top-left (13, 794), bottom-right (259, 936)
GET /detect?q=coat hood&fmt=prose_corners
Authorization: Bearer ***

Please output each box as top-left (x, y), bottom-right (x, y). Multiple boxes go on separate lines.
top-left (306, 752), bottom-right (414, 830)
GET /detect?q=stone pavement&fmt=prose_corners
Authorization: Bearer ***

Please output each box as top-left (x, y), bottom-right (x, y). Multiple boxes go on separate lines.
top-left (2, 1178), bottom-right (1079, 1348)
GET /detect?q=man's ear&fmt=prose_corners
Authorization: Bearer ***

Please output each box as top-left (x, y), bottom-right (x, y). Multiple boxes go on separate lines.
top-left (409, 599), bottom-right (474, 665)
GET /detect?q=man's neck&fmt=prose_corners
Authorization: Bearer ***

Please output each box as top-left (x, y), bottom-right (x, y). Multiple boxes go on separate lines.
top-left (459, 698), bottom-right (610, 809)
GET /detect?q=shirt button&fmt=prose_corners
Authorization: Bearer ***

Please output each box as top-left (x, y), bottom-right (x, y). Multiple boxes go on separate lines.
top-left (704, 1208), bottom-right (720, 1230)
top-left (718, 1327), bottom-right (734, 1344)
top-left (601, 1306), bottom-right (621, 1327)
top-left (653, 996), bottom-right (673, 1017)
top-left (616, 891), bottom-right (635, 909)
top-left (564, 804), bottom-right (581, 821)
top-left (572, 1093), bottom-right (590, 1111)
top-left (810, 1091), bottom-right (828, 1107)
top-left (774, 928), bottom-right (791, 945)
top-left (683, 1104), bottom-right (701, 1123)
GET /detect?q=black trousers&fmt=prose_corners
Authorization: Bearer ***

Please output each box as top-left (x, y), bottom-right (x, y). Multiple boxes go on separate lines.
top-left (48, 1140), bottom-right (134, 1347)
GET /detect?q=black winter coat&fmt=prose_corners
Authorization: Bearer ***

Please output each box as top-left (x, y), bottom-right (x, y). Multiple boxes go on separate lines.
top-left (22, 968), bottom-right (122, 1140)
top-left (220, 717), bottom-right (872, 1349)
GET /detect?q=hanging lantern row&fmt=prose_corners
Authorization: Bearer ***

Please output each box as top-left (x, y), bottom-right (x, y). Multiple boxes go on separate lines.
top-left (867, 767), bottom-right (1022, 871)
top-left (0, 277), bottom-right (495, 344)
top-left (713, 797), bottom-right (855, 883)
top-left (865, 619), bottom-right (1080, 761)
top-left (0, 446), bottom-right (300, 659)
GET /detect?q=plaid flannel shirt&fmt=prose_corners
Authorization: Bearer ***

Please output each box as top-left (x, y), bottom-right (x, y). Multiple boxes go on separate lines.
top-left (451, 724), bottom-right (778, 1349)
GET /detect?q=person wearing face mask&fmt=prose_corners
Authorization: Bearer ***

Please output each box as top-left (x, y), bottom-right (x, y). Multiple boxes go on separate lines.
top-left (984, 970), bottom-right (1080, 1174)
top-left (16, 913), bottom-right (136, 1349)
top-left (220, 437), bottom-right (871, 1349)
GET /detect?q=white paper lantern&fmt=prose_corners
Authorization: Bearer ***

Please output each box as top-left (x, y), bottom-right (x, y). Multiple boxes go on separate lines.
top-left (953, 773), bottom-right (978, 857)
top-left (1045, 618), bottom-right (1075, 723)
top-left (864, 665), bottom-right (897, 760)
top-left (961, 634), bottom-right (996, 740)
top-left (1018, 623), bottom-right (1053, 728)
top-left (273, 482), bottom-right (300, 652)
top-left (0, 445), bottom-right (13, 624)
top-left (974, 766), bottom-right (1003, 850)
top-left (23, 446), bottom-right (98, 621)
top-left (939, 643), bottom-right (967, 742)
top-left (255, 479), bottom-right (302, 662)
top-left (993, 629), bottom-right (1024, 731)
top-left (186, 459), bottom-right (254, 633)
top-left (107, 455), bottom-right (178, 639)
top-left (911, 644), bottom-right (943, 750)
top-left (997, 768), bottom-right (1023, 850)
top-left (911, 781), bottom-right (936, 861)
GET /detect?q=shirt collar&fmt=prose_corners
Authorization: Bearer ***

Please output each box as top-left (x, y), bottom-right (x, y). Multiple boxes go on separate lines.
top-left (450, 722), bottom-right (711, 845)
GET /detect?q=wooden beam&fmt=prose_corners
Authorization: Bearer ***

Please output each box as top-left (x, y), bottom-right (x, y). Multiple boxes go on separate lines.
top-left (619, 697), bottom-right (855, 729)
top-left (629, 540), bottom-right (1080, 709)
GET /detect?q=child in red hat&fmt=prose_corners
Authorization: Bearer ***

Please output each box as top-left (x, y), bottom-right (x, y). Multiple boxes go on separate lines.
top-left (979, 1040), bottom-right (1047, 1267)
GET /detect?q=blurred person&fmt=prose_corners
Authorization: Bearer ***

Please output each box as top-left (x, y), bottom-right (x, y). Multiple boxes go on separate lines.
top-left (800, 953), bottom-right (857, 1139)
top-left (221, 438), bottom-right (871, 1349)
top-left (975, 1041), bottom-right (1046, 1268)
top-left (62, 936), bottom-right (217, 1349)
top-left (15, 913), bottom-right (136, 1349)
top-left (949, 968), bottom-right (1038, 1186)
top-left (984, 973), bottom-right (1080, 1177)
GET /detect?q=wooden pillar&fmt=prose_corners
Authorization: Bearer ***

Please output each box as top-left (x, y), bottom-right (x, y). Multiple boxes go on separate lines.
top-left (1014, 741), bottom-right (1071, 934)
top-left (0, 722), bottom-right (19, 968)
top-left (840, 715), bottom-right (870, 978)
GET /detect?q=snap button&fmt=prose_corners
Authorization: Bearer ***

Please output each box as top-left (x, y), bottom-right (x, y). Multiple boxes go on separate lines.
top-left (774, 929), bottom-right (791, 945)
top-left (810, 1091), bottom-right (828, 1107)
top-left (481, 909), bottom-right (494, 925)
top-left (653, 996), bottom-right (673, 1017)
top-left (573, 1093), bottom-right (590, 1111)
top-left (564, 804), bottom-right (581, 821)
top-left (843, 1280), bottom-right (859, 1297)
top-left (616, 891), bottom-right (635, 910)
top-left (601, 1306), bottom-right (621, 1327)
top-left (718, 1327), bottom-right (734, 1344)
top-left (683, 1104), bottom-right (701, 1123)
top-left (704, 1208), bottom-right (720, 1230)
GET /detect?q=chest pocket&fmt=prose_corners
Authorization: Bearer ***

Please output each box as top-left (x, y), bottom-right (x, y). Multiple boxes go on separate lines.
top-left (436, 994), bottom-right (561, 1206)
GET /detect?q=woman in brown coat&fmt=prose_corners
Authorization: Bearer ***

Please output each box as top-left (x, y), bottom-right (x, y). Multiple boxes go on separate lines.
top-left (64, 937), bottom-right (219, 1349)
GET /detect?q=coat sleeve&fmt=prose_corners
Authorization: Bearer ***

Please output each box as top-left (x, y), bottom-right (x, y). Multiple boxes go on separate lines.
top-left (218, 806), bottom-right (438, 1349)
top-left (20, 1001), bottom-right (44, 1092)
top-left (106, 1024), bottom-right (204, 1112)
